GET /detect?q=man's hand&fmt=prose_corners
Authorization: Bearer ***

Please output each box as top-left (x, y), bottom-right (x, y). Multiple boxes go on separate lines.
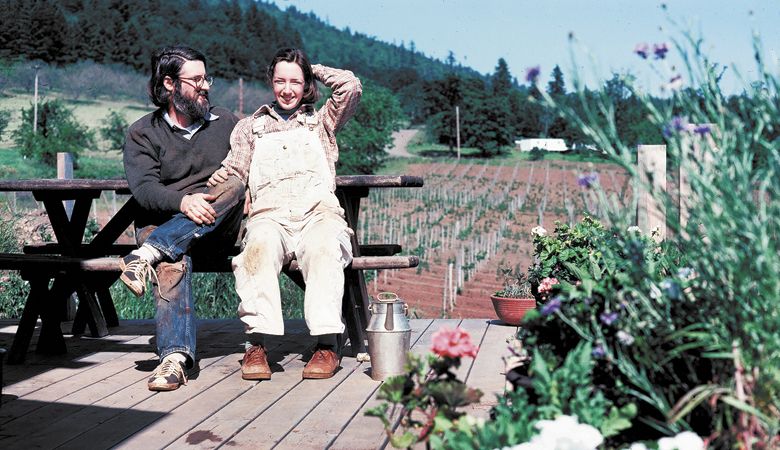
top-left (207, 167), bottom-right (229, 187)
top-left (181, 193), bottom-right (218, 225)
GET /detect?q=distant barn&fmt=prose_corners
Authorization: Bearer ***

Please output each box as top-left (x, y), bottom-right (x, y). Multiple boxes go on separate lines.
top-left (515, 138), bottom-right (568, 152)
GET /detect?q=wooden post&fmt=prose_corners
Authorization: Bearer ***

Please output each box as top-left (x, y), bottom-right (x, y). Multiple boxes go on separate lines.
top-left (637, 145), bottom-right (667, 241)
top-left (455, 105), bottom-right (461, 160)
top-left (679, 124), bottom-right (716, 239)
top-left (57, 152), bottom-right (74, 219)
top-left (57, 152), bottom-right (77, 320)
top-left (32, 65), bottom-right (40, 133)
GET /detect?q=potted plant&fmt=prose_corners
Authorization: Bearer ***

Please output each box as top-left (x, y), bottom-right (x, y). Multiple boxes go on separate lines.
top-left (491, 267), bottom-right (536, 326)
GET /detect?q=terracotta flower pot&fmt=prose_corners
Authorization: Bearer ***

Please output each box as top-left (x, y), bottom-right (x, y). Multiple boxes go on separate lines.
top-left (490, 295), bottom-right (536, 326)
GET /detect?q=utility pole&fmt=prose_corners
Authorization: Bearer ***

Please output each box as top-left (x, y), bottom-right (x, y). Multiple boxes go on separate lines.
top-left (455, 105), bottom-right (461, 160)
top-left (32, 64), bottom-right (40, 133)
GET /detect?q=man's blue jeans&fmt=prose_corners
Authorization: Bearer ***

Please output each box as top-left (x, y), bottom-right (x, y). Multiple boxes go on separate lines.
top-left (135, 177), bottom-right (244, 367)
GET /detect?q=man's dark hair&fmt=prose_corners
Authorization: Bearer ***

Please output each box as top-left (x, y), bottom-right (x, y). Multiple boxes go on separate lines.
top-left (148, 46), bottom-right (207, 108)
top-left (266, 48), bottom-right (319, 105)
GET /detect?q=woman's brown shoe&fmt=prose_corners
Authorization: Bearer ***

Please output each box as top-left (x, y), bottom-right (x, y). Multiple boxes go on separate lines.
top-left (302, 349), bottom-right (340, 379)
top-left (241, 345), bottom-right (272, 380)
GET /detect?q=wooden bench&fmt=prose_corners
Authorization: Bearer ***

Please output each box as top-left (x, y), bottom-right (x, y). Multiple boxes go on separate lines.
top-left (0, 250), bottom-right (418, 364)
top-left (0, 175), bottom-right (424, 363)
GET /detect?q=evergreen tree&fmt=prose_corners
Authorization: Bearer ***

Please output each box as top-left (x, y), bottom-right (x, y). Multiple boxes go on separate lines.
top-left (424, 74), bottom-right (463, 151)
top-left (490, 58), bottom-right (516, 142)
top-left (547, 65), bottom-right (566, 96)
top-left (491, 58), bottom-right (513, 95)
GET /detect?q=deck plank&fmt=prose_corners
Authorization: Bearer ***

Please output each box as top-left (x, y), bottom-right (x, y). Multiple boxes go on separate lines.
top-left (0, 318), bottom-right (508, 450)
top-left (225, 356), bottom-right (362, 449)
top-left (116, 339), bottom-right (309, 449)
top-left (327, 318), bottom-right (434, 450)
top-left (0, 347), bottom-right (155, 426)
top-left (57, 352), bottom-right (246, 450)
top-left (164, 336), bottom-right (317, 449)
top-left (463, 321), bottom-right (517, 419)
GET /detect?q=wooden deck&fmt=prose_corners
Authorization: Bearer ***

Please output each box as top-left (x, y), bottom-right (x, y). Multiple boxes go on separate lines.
top-left (0, 318), bottom-right (516, 449)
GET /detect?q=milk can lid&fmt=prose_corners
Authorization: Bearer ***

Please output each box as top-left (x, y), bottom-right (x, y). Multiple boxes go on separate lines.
top-left (376, 292), bottom-right (399, 303)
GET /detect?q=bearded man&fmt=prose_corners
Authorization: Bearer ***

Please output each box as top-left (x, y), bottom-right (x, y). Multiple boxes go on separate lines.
top-left (120, 46), bottom-right (244, 391)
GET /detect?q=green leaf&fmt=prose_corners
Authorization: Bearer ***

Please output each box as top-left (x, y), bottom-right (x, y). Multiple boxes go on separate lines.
top-left (390, 431), bottom-right (417, 449)
top-left (599, 403), bottom-right (637, 437)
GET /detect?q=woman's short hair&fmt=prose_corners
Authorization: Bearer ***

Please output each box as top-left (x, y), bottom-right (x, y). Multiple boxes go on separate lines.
top-left (266, 48), bottom-right (319, 105)
top-left (148, 46), bottom-right (207, 108)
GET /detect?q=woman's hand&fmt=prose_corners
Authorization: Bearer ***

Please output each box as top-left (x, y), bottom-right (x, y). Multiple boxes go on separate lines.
top-left (207, 167), bottom-right (229, 187)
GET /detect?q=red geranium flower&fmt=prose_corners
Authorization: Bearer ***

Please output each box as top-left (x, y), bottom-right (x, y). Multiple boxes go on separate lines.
top-left (431, 326), bottom-right (479, 359)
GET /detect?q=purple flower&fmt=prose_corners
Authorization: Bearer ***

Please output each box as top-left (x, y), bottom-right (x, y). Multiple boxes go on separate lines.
top-left (541, 295), bottom-right (563, 316)
top-left (693, 125), bottom-right (711, 136)
top-left (600, 311), bottom-right (619, 326)
top-left (663, 115), bottom-right (688, 138)
top-left (525, 65), bottom-right (541, 83)
top-left (617, 330), bottom-right (635, 346)
top-left (577, 172), bottom-right (599, 188)
top-left (592, 345), bottom-right (606, 358)
top-left (634, 42), bottom-right (649, 59)
top-left (653, 42), bottom-right (669, 60)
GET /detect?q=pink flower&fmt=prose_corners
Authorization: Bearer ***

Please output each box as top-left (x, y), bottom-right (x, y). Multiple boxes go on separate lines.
top-left (431, 326), bottom-right (479, 359)
top-left (538, 277), bottom-right (560, 294)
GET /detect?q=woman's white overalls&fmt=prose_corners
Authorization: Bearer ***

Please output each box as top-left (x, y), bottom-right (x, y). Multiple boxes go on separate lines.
top-left (232, 112), bottom-right (353, 336)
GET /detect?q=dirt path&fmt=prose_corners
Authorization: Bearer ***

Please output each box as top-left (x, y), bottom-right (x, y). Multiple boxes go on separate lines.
top-left (387, 129), bottom-right (419, 158)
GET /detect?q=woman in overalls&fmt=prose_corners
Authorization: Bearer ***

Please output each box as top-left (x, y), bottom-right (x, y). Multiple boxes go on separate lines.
top-left (208, 48), bottom-right (362, 381)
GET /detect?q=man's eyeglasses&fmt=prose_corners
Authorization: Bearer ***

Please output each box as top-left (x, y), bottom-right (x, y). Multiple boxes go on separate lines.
top-left (178, 75), bottom-right (214, 89)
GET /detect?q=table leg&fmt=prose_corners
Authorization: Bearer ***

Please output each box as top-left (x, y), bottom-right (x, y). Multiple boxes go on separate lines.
top-left (336, 189), bottom-right (371, 356)
top-left (71, 284), bottom-right (108, 337)
top-left (7, 277), bottom-right (48, 364)
top-left (35, 277), bottom-right (71, 356)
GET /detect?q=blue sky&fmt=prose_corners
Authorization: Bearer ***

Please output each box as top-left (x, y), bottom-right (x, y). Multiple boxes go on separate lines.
top-left (268, 0), bottom-right (780, 94)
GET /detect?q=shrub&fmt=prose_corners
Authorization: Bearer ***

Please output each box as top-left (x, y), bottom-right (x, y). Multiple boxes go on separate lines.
top-left (532, 29), bottom-right (780, 447)
top-left (99, 110), bottom-right (128, 152)
top-left (12, 99), bottom-right (95, 166)
top-left (0, 108), bottom-right (10, 139)
top-left (0, 210), bottom-right (29, 319)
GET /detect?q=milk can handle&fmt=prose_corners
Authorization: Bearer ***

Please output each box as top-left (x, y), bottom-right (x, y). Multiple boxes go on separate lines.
top-left (384, 303), bottom-right (394, 331)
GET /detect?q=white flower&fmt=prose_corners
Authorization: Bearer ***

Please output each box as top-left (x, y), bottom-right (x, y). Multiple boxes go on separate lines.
top-left (627, 226), bottom-right (641, 233)
top-left (617, 330), bottom-right (635, 345)
top-left (624, 444), bottom-right (649, 450)
top-left (505, 415), bottom-right (603, 450)
top-left (658, 431), bottom-right (705, 450)
top-left (531, 226), bottom-right (547, 237)
top-left (461, 414), bottom-right (486, 429)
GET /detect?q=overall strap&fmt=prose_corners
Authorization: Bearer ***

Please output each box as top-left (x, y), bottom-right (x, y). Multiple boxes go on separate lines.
top-left (297, 110), bottom-right (319, 131)
top-left (252, 115), bottom-right (266, 137)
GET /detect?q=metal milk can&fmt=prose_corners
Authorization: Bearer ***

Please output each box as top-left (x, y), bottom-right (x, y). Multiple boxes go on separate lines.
top-left (366, 292), bottom-right (411, 381)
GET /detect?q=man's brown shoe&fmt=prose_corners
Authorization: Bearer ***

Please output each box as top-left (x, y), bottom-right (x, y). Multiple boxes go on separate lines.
top-left (241, 345), bottom-right (272, 380)
top-left (302, 348), bottom-right (340, 379)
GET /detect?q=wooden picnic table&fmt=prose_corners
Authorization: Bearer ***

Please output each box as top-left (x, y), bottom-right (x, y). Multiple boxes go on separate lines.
top-left (0, 175), bottom-right (424, 364)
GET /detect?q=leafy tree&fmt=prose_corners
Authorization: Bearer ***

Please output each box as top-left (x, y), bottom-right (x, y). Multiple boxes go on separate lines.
top-left (459, 77), bottom-right (513, 157)
top-left (0, 109), bottom-right (9, 139)
top-left (100, 110), bottom-right (129, 151)
top-left (12, 99), bottom-right (95, 166)
top-left (336, 81), bottom-right (403, 174)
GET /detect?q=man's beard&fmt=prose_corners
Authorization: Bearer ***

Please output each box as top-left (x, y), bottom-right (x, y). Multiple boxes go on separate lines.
top-left (172, 85), bottom-right (210, 121)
